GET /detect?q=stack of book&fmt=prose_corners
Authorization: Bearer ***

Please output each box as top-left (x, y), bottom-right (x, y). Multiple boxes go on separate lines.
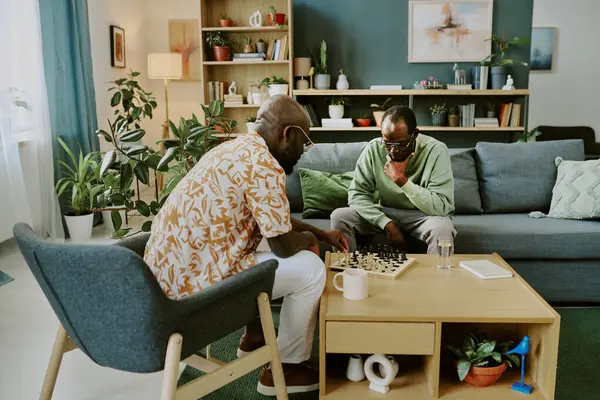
top-left (474, 118), bottom-right (500, 128)
top-left (321, 118), bottom-right (353, 129)
top-left (233, 53), bottom-right (266, 62)
top-left (265, 36), bottom-right (290, 61)
top-left (499, 103), bottom-right (522, 127)
top-left (302, 104), bottom-right (319, 127)
top-left (208, 81), bottom-right (225, 102)
top-left (224, 94), bottom-right (243, 106)
top-left (460, 104), bottom-right (476, 127)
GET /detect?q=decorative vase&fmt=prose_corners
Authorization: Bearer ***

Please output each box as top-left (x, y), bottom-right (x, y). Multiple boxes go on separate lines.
top-left (295, 78), bottom-right (309, 90)
top-left (455, 361), bottom-right (508, 387)
top-left (268, 13), bottom-right (286, 26)
top-left (356, 118), bottom-right (371, 127)
top-left (432, 113), bottom-right (445, 126)
top-left (487, 111), bottom-right (497, 118)
top-left (336, 72), bottom-right (349, 90)
top-left (315, 74), bottom-right (331, 90)
top-left (212, 46), bottom-right (231, 62)
top-left (243, 44), bottom-right (254, 53)
top-left (373, 111), bottom-right (385, 127)
top-left (491, 66), bottom-right (509, 90)
top-left (346, 355), bottom-right (365, 382)
top-left (471, 66), bottom-right (481, 90)
top-left (329, 105), bottom-right (344, 119)
top-left (65, 213), bottom-right (94, 242)
top-left (479, 66), bottom-right (490, 90)
top-left (256, 41), bottom-right (267, 54)
top-left (251, 92), bottom-right (266, 106)
top-left (101, 209), bottom-right (126, 234)
top-left (219, 19), bottom-right (233, 27)
top-left (448, 114), bottom-right (459, 127)
top-left (247, 93), bottom-right (254, 105)
top-left (268, 84), bottom-right (289, 97)
top-left (246, 122), bottom-right (258, 133)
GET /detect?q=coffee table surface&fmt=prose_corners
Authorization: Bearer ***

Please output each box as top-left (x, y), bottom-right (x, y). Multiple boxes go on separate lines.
top-left (324, 253), bottom-right (554, 323)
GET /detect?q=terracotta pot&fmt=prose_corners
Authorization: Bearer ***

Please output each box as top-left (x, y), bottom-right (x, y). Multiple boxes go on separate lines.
top-left (243, 44), bottom-right (254, 53)
top-left (268, 13), bottom-right (286, 26)
top-left (455, 361), bottom-right (508, 387)
top-left (356, 118), bottom-right (371, 127)
top-left (213, 46), bottom-right (231, 62)
top-left (448, 114), bottom-right (459, 127)
top-left (219, 19), bottom-right (233, 27)
top-left (373, 111), bottom-right (385, 127)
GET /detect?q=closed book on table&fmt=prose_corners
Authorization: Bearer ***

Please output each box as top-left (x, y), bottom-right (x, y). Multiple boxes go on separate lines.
top-left (459, 260), bottom-right (513, 280)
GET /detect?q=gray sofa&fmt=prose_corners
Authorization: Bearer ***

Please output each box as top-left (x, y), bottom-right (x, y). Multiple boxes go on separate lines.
top-left (286, 139), bottom-right (600, 304)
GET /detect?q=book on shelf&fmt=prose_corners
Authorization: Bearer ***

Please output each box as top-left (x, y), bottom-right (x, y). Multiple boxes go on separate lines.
top-left (321, 118), bottom-right (353, 129)
top-left (460, 104), bottom-right (476, 127)
top-left (208, 81), bottom-right (215, 102)
top-left (510, 104), bottom-right (522, 127)
top-left (265, 36), bottom-right (289, 61)
top-left (498, 103), bottom-right (522, 127)
top-left (233, 53), bottom-right (266, 59)
top-left (474, 118), bottom-right (500, 127)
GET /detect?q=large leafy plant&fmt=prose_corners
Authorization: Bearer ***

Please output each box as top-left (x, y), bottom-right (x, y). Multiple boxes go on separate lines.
top-left (447, 332), bottom-right (520, 382)
top-left (106, 69), bottom-right (157, 131)
top-left (481, 31), bottom-right (530, 67)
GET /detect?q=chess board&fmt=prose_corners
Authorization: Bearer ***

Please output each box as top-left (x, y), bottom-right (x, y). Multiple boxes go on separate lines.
top-left (328, 246), bottom-right (417, 280)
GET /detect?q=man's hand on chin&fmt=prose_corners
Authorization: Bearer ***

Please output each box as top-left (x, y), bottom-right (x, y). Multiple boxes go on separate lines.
top-left (384, 155), bottom-right (411, 187)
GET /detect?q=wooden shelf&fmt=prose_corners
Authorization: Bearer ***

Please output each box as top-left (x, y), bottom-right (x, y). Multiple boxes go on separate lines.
top-left (223, 104), bottom-right (260, 108)
top-left (323, 370), bottom-right (431, 399)
top-left (202, 26), bottom-right (289, 32)
top-left (204, 60), bottom-right (290, 66)
top-left (294, 89), bottom-right (530, 96)
top-left (309, 126), bottom-right (525, 132)
top-left (439, 371), bottom-right (545, 400)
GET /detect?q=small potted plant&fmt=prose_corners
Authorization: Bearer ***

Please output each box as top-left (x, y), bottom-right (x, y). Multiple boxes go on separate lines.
top-left (370, 98), bottom-right (393, 127)
top-left (246, 115), bottom-right (258, 132)
top-left (487, 102), bottom-right (497, 118)
top-left (219, 14), bottom-right (233, 27)
top-left (264, 76), bottom-right (289, 96)
top-left (481, 31), bottom-right (530, 89)
top-left (430, 103), bottom-right (447, 126)
top-left (313, 40), bottom-right (330, 90)
top-left (243, 36), bottom-right (254, 53)
top-left (206, 31), bottom-right (233, 62)
top-left (448, 106), bottom-right (459, 127)
top-left (267, 5), bottom-right (286, 28)
top-left (448, 332), bottom-right (520, 387)
top-left (256, 38), bottom-right (267, 54)
top-left (356, 113), bottom-right (372, 127)
top-left (251, 78), bottom-right (269, 106)
top-left (517, 128), bottom-right (542, 143)
top-left (329, 96), bottom-right (349, 119)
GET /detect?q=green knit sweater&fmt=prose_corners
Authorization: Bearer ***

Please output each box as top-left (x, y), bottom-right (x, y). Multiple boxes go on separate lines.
top-left (348, 135), bottom-right (455, 229)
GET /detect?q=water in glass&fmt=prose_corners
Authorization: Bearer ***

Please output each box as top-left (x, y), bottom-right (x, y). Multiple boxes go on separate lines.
top-left (437, 237), bottom-right (453, 269)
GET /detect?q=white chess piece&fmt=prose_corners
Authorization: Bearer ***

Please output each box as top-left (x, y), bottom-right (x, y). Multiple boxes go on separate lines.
top-left (502, 75), bottom-right (515, 90)
top-left (249, 10), bottom-right (262, 27)
top-left (229, 80), bottom-right (237, 95)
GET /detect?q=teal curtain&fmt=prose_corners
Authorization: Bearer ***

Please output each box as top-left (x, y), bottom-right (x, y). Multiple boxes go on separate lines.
top-left (38, 0), bottom-right (99, 161)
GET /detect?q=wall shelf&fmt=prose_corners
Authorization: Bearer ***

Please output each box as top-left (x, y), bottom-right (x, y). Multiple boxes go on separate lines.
top-left (223, 104), bottom-right (260, 108)
top-left (202, 26), bottom-right (288, 32)
top-left (204, 60), bottom-right (290, 66)
top-left (294, 89), bottom-right (530, 96)
top-left (309, 126), bottom-right (525, 132)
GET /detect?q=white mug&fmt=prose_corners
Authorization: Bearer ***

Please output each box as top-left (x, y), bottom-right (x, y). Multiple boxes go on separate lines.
top-left (333, 269), bottom-right (368, 300)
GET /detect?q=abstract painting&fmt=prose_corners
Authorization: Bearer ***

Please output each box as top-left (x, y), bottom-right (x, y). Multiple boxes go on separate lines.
top-left (408, 0), bottom-right (493, 63)
top-left (530, 27), bottom-right (557, 72)
top-left (168, 19), bottom-right (201, 81)
top-left (110, 25), bottom-right (125, 68)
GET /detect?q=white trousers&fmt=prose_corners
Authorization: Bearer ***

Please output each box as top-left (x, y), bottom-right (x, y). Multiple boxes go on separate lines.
top-left (254, 250), bottom-right (326, 364)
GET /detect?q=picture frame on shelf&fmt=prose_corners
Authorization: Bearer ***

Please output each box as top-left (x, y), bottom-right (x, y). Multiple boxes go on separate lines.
top-left (110, 25), bottom-right (126, 68)
top-left (530, 27), bottom-right (557, 72)
top-left (408, 0), bottom-right (493, 63)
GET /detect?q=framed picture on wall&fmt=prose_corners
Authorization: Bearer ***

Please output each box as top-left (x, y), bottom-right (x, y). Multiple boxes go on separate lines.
top-left (110, 25), bottom-right (126, 68)
top-left (168, 19), bottom-right (201, 81)
top-left (530, 27), bottom-right (557, 72)
top-left (408, 0), bottom-right (493, 63)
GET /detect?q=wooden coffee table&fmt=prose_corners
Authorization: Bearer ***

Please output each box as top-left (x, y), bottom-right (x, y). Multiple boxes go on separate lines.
top-left (319, 253), bottom-right (560, 399)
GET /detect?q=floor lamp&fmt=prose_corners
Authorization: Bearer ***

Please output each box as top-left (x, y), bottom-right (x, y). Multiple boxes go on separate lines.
top-left (147, 53), bottom-right (183, 191)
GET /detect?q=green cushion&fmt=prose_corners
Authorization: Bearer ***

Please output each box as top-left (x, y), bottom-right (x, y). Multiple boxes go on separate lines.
top-left (298, 168), bottom-right (354, 218)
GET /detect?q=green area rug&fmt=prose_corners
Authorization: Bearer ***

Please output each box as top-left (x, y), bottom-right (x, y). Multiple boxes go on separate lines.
top-left (179, 308), bottom-right (600, 399)
top-left (0, 271), bottom-right (14, 287)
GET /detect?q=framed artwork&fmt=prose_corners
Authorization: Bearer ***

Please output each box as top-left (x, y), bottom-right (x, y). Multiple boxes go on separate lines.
top-left (530, 27), bottom-right (557, 72)
top-left (110, 25), bottom-right (126, 68)
top-left (408, 0), bottom-right (494, 63)
top-left (168, 19), bottom-right (201, 81)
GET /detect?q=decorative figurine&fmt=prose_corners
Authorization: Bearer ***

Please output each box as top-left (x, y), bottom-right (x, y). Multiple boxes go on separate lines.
top-left (453, 63), bottom-right (466, 84)
top-left (336, 69), bottom-right (350, 90)
top-left (249, 10), bottom-right (262, 27)
top-left (228, 80), bottom-right (237, 95)
top-left (308, 66), bottom-right (315, 89)
top-left (364, 354), bottom-right (399, 394)
top-left (507, 336), bottom-right (532, 394)
top-left (502, 75), bottom-right (515, 90)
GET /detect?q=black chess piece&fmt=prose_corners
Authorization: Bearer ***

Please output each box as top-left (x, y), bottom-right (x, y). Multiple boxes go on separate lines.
top-left (401, 252), bottom-right (408, 262)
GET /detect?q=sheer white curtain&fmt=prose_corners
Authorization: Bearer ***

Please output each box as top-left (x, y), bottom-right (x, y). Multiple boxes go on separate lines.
top-left (0, 0), bottom-right (63, 241)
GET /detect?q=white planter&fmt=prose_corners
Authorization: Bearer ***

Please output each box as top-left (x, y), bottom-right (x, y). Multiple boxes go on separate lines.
top-left (102, 209), bottom-right (127, 233)
top-left (315, 74), bottom-right (331, 90)
top-left (251, 92), bottom-right (267, 106)
top-left (246, 122), bottom-right (258, 133)
top-left (268, 84), bottom-right (289, 97)
top-left (346, 355), bottom-right (365, 382)
top-left (65, 213), bottom-right (94, 242)
top-left (329, 105), bottom-right (344, 119)
top-left (336, 74), bottom-right (350, 90)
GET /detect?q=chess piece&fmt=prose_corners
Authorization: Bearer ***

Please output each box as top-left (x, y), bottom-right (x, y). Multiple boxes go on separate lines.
top-left (228, 80), bottom-right (237, 95)
top-left (249, 10), bottom-right (262, 27)
top-left (507, 336), bottom-right (532, 394)
top-left (502, 75), bottom-right (515, 90)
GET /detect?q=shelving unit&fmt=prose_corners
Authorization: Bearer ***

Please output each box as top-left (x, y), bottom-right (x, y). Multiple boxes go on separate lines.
top-left (310, 126), bottom-right (526, 132)
top-left (199, 0), bottom-right (293, 131)
top-left (294, 89), bottom-right (530, 96)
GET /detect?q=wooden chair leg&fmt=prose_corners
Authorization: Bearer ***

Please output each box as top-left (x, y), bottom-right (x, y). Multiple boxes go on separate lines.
top-left (40, 325), bottom-right (68, 400)
top-left (162, 333), bottom-right (183, 400)
top-left (257, 292), bottom-right (288, 400)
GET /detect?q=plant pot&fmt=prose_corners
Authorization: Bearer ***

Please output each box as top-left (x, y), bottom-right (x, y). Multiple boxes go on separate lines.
top-left (314, 74), bottom-right (331, 90)
top-left (243, 44), bottom-right (254, 53)
top-left (268, 84), bottom-right (289, 97)
top-left (212, 46), bottom-right (231, 62)
top-left (246, 122), bottom-right (258, 133)
top-left (256, 41), bottom-right (267, 54)
top-left (251, 92), bottom-right (266, 106)
top-left (448, 114), bottom-right (459, 127)
top-left (491, 66), bottom-right (509, 90)
top-left (487, 111), bottom-right (497, 118)
top-left (346, 355), bottom-right (365, 382)
top-left (329, 105), bottom-right (344, 119)
top-left (268, 13), bottom-right (286, 26)
top-left (356, 118), bottom-right (371, 127)
top-left (432, 113), bottom-right (445, 127)
top-left (102, 209), bottom-right (127, 234)
top-left (219, 19), bottom-right (233, 27)
top-left (373, 111), bottom-right (385, 127)
top-left (455, 361), bottom-right (508, 387)
top-left (65, 213), bottom-right (94, 242)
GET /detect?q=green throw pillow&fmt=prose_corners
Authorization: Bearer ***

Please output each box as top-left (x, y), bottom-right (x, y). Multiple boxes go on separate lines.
top-left (298, 168), bottom-right (354, 219)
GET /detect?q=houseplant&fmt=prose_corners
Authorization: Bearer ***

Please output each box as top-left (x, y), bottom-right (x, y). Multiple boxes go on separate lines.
top-left (448, 332), bottom-right (520, 387)
top-left (246, 115), bottom-right (258, 132)
top-left (448, 106), bottom-right (459, 127)
top-left (267, 5), bottom-right (286, 28)
top-left (356, 113), bottom-right (372, 127)
top-left (206, 31), bottom-right (233, 62)
top-left (55, 137), bottom-right (100, 242)
top-left (93, 168), bottom-right (130, 235)
top-left (313, 40), bottom-right (330, 90)
top-left (256, 38), bottom-right (267, 54)
top-left (219, 14), bottom-right (233, 27)
top-left (243, 36), bottom-right (254, 53)
top-left (263, 76), bottom-right (289, 97)
top-left (370, 98), bottom-right (393, 127)
top-left (251, 78), bottom-right (269, 105)
top-left (487, 103), bottom-right (497, 118)
top-left (329, 96), bottom-right (349, 119)
top-left (481, 31), bottom-right (530, 89)
top-left (430, 103), bottom-right (447, 127)
top-left (517, 128), bottom-right (542, 143)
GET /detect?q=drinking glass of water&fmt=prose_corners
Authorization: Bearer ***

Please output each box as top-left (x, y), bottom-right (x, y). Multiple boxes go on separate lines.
top-left (437, 237), bottom-right (453, 270)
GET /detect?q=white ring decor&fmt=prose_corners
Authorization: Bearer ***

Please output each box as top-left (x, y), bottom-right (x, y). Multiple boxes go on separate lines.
top-left (363, 354), bottom-right (397, 394)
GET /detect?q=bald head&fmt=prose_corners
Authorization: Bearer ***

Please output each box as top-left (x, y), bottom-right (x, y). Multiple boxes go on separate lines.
top-left (255, 95), bottom-right (310, 139)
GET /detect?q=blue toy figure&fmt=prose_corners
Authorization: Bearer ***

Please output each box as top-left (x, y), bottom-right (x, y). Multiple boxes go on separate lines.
top-left (506, 336), bottom-right (532, 394)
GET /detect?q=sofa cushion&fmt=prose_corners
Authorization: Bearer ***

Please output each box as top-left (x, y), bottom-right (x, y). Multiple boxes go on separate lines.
top-left (299, 169), bottom-right (354, 218)
top-left (291, 213), bottom-right (331, 230)
top-left (454, 213), bottom-right (600, 259)
top-left (449, 149), bottom-right (483, 214)
top-left (475, 140), bottom-right (585, 213)
top-left (286, 142), bottom-right (368, 212)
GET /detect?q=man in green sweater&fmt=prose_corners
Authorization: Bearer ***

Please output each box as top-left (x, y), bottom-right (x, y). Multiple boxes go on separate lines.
top-left (331, 106), bottom-right (456, 254)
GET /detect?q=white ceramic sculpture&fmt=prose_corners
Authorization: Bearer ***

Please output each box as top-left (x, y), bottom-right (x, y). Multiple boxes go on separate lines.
top-left (249, 10), bottom-right (262, 27)
top-left (503, 75), bottom-right (515, 90)
top-left (336, 69), bottom-right (349, 90)
top-left (346, 355), bottom-right (365, 382)
top-left (364, 354), bottom-right (399, 394)
top-left (229, 80), bottom-right (237, 95)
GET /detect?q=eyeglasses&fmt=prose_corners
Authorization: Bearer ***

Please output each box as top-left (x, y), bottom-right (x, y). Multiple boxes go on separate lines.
top-left (286, 125), bottom-right (315, 152)
top-left (382, 131), bottom-right (418, 150)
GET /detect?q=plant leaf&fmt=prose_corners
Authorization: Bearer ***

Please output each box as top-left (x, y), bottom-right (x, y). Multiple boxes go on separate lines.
top-left (111, 92), bottom-right (122, 107)
top-left (126, 144), bottom-right (149, 156)
top-left (158, 139), bottom-right (180, 149)
top-left (133, 162), bottom-right (149, 184)
top-left (136, 200), bottom-right (151, 217)
top-left (100, 151), bottom-right (117, 176)
top-left (474, 360), bottom-right (489, 367)
top-left (492, 352), bottom-right (503, 364)
top-left (208, 100), bottom-right (220, 117)
top-left (111, 210), bottom-right (123, 231)
top-left (109, 193), bottom-right (126, 205)
top-left (157, 147), bottom-right (177, 170)
top-left (96, 129), bottom-right (112, 143)
top-left (477, 341), bottom-right (496, 358)
top-left (131, 71), bottom-right (141, 77)
top-left (507, 353), bottom-right (521, 367)
top-left (162, 174), bottom-right (182, 196)
top-left (120, 163), bottom-right (133, 191)
top-left (142, 221), bottom-right (153, 232)
top-left (150, 200), bottom-right (161, 215)
top-left (169, 120), bottom-right (180, 138)
top-left (118, 129), bottom-right (145, 143)
top-left (131, 107), bottom-right (142, 120)
top-left (447, 345), bottom-right (464, 358)
top-left (457, 359), bottom-right (471, 382)
top-left (111, 228), bottom-right (131, 239)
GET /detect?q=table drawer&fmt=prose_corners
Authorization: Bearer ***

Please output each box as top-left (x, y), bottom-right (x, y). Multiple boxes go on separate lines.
top-left (326, 322), bottom-right (435, 355)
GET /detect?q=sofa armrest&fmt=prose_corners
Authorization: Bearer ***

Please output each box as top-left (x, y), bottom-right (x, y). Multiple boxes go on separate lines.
top-left (114, 233), bottom-right (151, 258)
top-left (585, 143), bottom-right (600, 159)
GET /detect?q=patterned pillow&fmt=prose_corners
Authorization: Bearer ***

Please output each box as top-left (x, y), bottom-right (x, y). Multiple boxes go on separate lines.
top-left (530, 157), bottom-right (600, 220)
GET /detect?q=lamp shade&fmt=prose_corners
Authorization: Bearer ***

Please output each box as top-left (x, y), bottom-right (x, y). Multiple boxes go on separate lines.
top-left (147, 53), bottom-right (183, 80)
top-left (294, 57), bottom-right (312, 77)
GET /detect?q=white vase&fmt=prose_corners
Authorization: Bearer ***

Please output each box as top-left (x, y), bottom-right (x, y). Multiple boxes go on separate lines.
top-left (268, 84), bottom-right (289, 97)
top-left (101, 209), bottom-right (127, 234)
top-left (346, 355), bottom-right (365, 382)
top-left (336, 73), bottom-right (350, 90)
top-left (252, 92), bottom-right (266, 106)
top-left (329, 105), bottom-right (344, 119)
top-left (65, 213), bottom-right (94, 242)
top-left (315, 74), bottom-right (331, 90)
top-left (246, 122), bottom-right (258, 133)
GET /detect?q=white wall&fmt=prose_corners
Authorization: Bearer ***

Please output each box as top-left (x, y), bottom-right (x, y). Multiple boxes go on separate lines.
top-left (529, 0), bottom-right (600, 140)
